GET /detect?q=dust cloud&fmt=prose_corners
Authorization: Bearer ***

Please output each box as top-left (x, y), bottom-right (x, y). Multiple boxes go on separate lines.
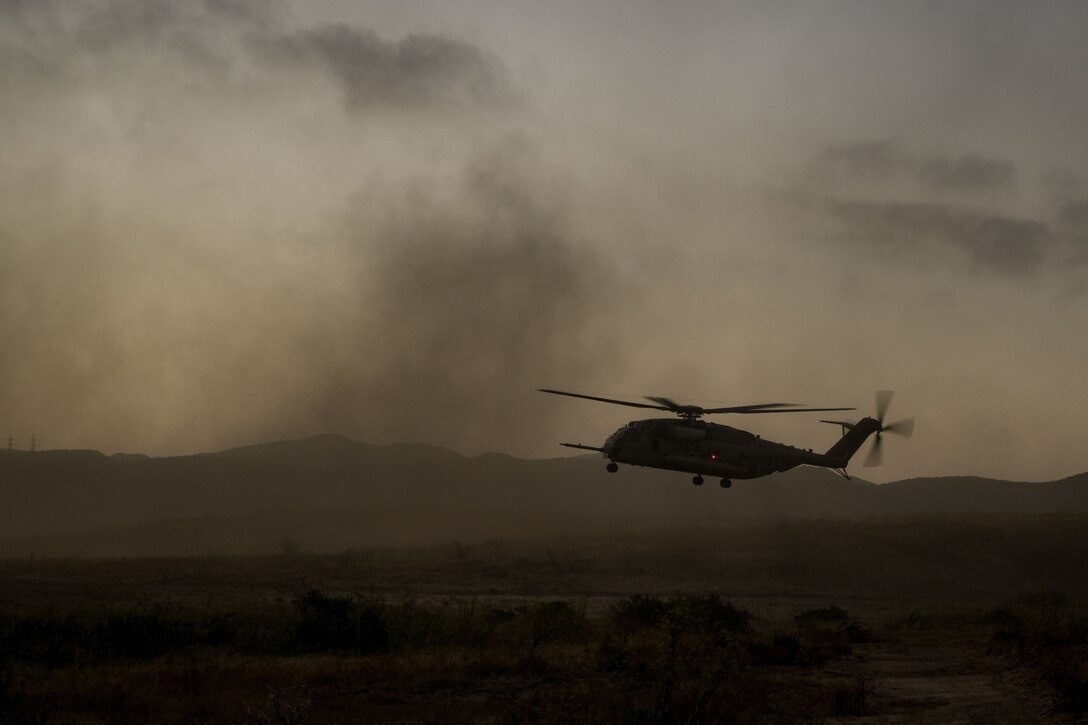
top-left (0, 0), bottom-right (617, 457)
top-left (4, 0), bottom-right (1088, 483)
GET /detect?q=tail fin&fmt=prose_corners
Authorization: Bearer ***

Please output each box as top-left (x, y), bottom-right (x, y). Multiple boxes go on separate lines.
top-left (822, 418), bottom-right (881, 467)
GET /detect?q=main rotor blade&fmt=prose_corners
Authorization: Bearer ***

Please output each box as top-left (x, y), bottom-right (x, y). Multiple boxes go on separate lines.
top-left (645, 397), bottom-right (856, 415)
top-left (710, 405), bottom-right (857, 415)
top-left (540, 389), bottom-right (855, 417)
top-left (864, 435), bottom-right (884, 467)
top-left (645, 396), bottom-right (694, 411)
top-left (538, 389), bottom-right (669, 411)
top-left (875, 390), bottom-right (894, 423)
top-left (700, 402), bottom-right (797, 413)
top-left (883, 417), bottom-right (914, 439)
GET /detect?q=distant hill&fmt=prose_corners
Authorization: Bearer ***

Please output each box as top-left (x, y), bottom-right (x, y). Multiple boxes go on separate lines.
top-left (1, 434), bottom-right (1086, 556)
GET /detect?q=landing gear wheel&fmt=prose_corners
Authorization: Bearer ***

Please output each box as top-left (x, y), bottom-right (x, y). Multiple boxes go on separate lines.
top-left (720, 478), bottom-right (732, 489)
top-left (606, 462), bottom-right (619, 473)
top-left (692, 475), bottom-right (704, 486)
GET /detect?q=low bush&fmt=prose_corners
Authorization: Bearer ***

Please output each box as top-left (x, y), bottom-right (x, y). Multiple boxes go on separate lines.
top-left (0, 590), bottom-right (876, 723)
top-left (293, 589), bottom-right (389, 654)
top-left (795, 605), bottom-right (850, 623)
top-left (608, 593), bottom-right (667, 633)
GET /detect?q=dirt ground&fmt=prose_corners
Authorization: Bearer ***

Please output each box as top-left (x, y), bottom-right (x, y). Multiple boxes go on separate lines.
top-left (1, 519), bottom-right (1083, 722)
top-left (855, 640), bottom-right (1047, 722)
top-left (784, 616), bottom-right (1057, 723)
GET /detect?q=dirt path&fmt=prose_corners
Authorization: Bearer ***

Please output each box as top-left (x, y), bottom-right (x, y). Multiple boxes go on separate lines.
top-left (815, 628), bottom-right (1060, 723)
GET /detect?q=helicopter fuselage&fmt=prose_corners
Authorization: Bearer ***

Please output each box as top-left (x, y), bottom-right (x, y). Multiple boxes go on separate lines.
top-left (543, 387), bottom-right (905, 484)
top-left (600, 417), bottom-right (854, 479)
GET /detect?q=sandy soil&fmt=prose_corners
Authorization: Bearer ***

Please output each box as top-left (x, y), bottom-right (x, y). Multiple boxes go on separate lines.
top-left (806, 627), bottom-right (1059, 723)
top-left (2, 521), bottom-right (1082, 722)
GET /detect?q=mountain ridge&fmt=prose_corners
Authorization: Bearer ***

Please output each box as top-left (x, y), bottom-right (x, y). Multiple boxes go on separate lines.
top-left (2, 434), bottom-right (1086, 556)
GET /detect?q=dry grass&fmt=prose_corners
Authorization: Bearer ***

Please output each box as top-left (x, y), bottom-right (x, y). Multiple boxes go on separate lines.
top-left (0, 589), bottom-right (881, 723)
top-left (3, 517), bottom-right (1087, 722)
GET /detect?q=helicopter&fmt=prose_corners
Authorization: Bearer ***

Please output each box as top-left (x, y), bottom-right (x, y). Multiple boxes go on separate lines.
top-left (540, 389), bottom-right (913, 488)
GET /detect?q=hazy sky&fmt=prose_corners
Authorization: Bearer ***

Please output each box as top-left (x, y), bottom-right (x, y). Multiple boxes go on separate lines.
top-left (3, 0), bottom-right (1087, 483)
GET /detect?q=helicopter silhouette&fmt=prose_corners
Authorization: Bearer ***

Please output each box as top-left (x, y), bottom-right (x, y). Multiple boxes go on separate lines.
top-left (540, 389), bottom-right (913, 488)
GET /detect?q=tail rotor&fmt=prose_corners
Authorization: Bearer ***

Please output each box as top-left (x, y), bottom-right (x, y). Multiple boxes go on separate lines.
top-left (864, 390), bottom-right (914, 467)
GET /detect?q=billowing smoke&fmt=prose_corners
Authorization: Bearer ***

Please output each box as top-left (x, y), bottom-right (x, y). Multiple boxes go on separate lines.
top-left (802, 139), bottom-right (1088, 279)
top-left (4, 1), bottom-right (1088, 485)
top-left (256, 140), bottom-right (616, 454)
top-left (0, 0), bottom-right (615, 456)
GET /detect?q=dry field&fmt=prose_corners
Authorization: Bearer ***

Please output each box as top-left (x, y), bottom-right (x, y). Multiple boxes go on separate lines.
top-left (2, 517), bottom-right (1086, 723)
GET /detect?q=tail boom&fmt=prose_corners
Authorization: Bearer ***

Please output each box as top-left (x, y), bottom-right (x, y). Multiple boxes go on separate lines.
top-left (820, 417), bottom-right (881, 468)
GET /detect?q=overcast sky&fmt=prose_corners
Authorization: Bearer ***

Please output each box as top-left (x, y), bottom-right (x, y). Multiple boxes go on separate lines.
top-left (2, 0), bottom-right (1087, 483)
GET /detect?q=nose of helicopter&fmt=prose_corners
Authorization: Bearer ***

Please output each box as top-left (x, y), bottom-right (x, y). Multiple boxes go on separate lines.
top-left (602, 425), bottom-right (633, 455)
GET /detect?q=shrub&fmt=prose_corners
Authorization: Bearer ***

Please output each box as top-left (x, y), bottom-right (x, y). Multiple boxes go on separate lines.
top-left (103, 611), bottom-right (186, 659)
top-left (1, 665), bottom-right (54, 725)
top-left (795, 606), bottom-right (850, 624)
top-left (609, 594), bottom-right (667, 634)
top-left (665, 593), bottom-right (750, 636)
top-left (767, 633), bottom-right (802, 665)
top-left (292, 589), bottom-right (389, 654)
top-left (527, 600), bottom-right (585, 652)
